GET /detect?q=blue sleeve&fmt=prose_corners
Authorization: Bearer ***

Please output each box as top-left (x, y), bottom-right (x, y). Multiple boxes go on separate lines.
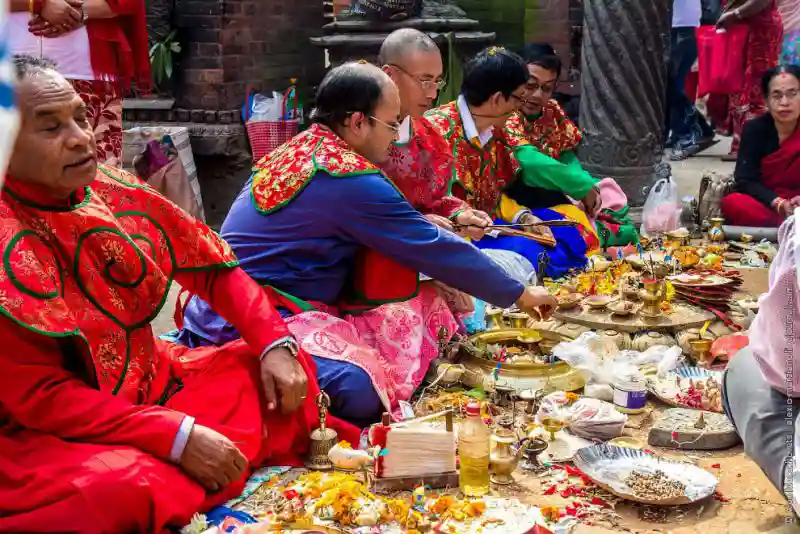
top-left (318, 172), bottom-right (524, 308)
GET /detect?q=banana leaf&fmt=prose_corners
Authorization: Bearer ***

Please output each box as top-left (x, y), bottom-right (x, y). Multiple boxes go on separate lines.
top-left (436, 31), bottom-right (463, 106)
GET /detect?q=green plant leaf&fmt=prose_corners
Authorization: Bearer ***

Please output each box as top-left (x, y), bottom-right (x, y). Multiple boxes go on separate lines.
top-left (165, 55), bottom-right (173, 79)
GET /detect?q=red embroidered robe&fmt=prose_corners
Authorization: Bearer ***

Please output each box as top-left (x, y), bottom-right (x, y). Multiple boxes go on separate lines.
top-left (0, 166), bottom-right (358, 532)
top-left (422, 101), bottom-right (519, 216)
top-left (380, 116), bottom-right (468, 219)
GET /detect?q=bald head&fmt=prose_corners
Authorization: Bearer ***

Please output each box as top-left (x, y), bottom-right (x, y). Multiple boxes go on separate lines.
top-left (379, 30), bottom-right (443, 118)
top-left (378, 29), bottom-right (438, 65)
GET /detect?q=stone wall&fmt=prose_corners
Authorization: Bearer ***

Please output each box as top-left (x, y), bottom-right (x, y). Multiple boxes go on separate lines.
top-left (174, 0), bottom-right (326, 111)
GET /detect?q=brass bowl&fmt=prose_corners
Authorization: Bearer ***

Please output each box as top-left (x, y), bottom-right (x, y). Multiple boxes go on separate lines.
top-left (608, 436), bottom-right (645, 450)
top-left (608, 300), bottom-right (635, 316)
top-left (458, 328), bottom-right (584, 393)
top-left (585, 295), bottom-right (612, 310)
top-left (557, 293), bottom-right (582, 310)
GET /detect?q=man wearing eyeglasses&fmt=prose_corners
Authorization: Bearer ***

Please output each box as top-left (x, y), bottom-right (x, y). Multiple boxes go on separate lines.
top-left (177, 61), bottom-right (558, 428)
top-left (413, 47), bottom-right (591, 278)
top-left (378, 28), bottom-right (493, 242)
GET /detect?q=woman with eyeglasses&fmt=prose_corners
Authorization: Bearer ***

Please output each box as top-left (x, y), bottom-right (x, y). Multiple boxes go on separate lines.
top-left (720, 65), bottom-right (800, 227)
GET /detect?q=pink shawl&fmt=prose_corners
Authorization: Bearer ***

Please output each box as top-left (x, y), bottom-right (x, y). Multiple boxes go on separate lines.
top-left (751, 208), bottom-right (800, 396)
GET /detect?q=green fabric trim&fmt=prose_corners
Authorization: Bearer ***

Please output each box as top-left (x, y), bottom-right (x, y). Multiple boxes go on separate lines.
top-left (2, 185), bottom-right (93, 212)
top-left (262, 284), bottom-right (317, 312)
top-left (251, 137), bottom-right (407, 216)
top-left (4, 230), bottom-right (65, 299)
top-left (154, 377), bottom-right (185, 406)
top-left (448, 209), bottom-right (466, 222)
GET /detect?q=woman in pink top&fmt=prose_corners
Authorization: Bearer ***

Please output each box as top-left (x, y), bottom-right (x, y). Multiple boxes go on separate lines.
top-left (723, 208), bottom-right (800, 511)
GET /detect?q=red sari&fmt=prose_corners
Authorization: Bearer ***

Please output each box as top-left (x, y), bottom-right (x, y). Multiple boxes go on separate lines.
top-left (0, 166), bottom-right (358, 532)
top-left (721, 125), bottom-right (800, 226)
top-left (708, 0), bottom-right (784, 153)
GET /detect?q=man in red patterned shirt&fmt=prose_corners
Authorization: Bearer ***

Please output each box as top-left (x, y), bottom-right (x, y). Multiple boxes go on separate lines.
top-left (378, 28), bottom-right (492, 241)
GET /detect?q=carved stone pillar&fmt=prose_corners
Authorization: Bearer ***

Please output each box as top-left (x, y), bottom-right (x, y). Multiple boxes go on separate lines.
top-left (577, 0), bottom-right (672, 206)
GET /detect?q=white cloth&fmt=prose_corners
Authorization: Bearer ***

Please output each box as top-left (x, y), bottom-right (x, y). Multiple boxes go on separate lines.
top-left (396, 115), bottom-right (412, 144)
top-left (672, 0), bottom-right (702, 28)
top-left (7, 13), bottom-right (93, 80)
top-left (0, 0), bottom-right (18, 181)
top-left (457, 94), bottom-right (493, 148)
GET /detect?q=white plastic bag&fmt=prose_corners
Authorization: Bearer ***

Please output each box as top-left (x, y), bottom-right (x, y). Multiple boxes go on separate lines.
top-left (535, 392), bottom-right (627, 440)
top-left (551, 332), bottom-right (615, 386)
top-left (249, 91), bottom-right (283, 122)
top-left (642, 177), bottom-right (681, 237)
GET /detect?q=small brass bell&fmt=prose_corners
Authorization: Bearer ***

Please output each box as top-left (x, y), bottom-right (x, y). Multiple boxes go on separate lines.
top-left (305, 390), bottom-right (338, 471)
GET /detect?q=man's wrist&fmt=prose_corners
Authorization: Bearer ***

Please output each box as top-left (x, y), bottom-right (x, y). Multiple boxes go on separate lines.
top-left (169, 415), bottom-right (195, 463)
top-left (260, 336), bottom-right (299, 361)
top-left (512, 210), bottom-right (532, 225)
top-left (29, 0), bottom-right (43, 14)
top-left (449, 209), bottom-right (466, 222)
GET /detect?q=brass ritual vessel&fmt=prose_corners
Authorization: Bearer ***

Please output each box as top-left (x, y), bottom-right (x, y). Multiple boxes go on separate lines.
top-left (305, 391), bottom-right (338, 471)
top-left (689, 338), bottom-right (714, 367)
top-left (639, 278), bottom-right (664, 318)
top-left (508, 312), bottom-right (529, 329)
top-left (519, 437), bottom-right (549, 472)
top-left (541, 416), bottom-right (566, 441)
top-left (459, 328), bottom-right (585, 393)
top-left (486, 307), bottom-right (505, 330)
top-left (489, 429), bottom-right (527, 485)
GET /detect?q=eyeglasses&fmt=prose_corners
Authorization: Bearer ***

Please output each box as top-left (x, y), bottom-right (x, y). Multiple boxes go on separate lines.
top-left (507, 92), bottom-right (530, 105)
top-left (770, 90), bottom-right (799, 103)
top-left (526, 80), bottom-right (557, 95)
top-left (369, 116), bottom-right (401, 134)
top-left (389, 63), bottom-right (446, 91)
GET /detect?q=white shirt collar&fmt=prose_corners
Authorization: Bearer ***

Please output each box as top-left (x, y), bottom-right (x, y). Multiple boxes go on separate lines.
top-left (396, 115), bottom-right (412, 144)
top-left (457, 94), bottom-right (494, 148)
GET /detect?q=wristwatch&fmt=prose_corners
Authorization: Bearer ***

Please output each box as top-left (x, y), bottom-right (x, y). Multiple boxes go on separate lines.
top-left (260, 336), bottom-right (299, 360)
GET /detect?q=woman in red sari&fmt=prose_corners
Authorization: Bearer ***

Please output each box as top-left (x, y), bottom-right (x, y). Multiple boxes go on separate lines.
top-left (8, 0), bottom-right (149, 166)
top-left (721, 65), bottom-right (800, 226)
top-left (711, 0), bottom-right (784, 160)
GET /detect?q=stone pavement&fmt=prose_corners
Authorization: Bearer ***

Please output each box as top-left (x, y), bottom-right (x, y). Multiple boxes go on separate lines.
top-left (151, 137), bottom-right (799, 532)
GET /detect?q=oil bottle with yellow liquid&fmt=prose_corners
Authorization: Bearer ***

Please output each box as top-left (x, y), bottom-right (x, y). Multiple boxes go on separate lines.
top-left (458, 402), bottom-right (490, 496)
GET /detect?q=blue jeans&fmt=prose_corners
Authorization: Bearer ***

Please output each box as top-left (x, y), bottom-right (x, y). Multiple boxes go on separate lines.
top-left (666, 27), bottom-right (713, 149)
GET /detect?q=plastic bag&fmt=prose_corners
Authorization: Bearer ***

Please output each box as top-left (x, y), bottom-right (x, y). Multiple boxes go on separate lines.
top-left (248, 91), bottom-right (283, 122)
top-left (481, 249), bottom-right (537, 286)
top-left (535, 392), bottom-right (627, 440)
top-left (642, 177), bottom-right (681, 237)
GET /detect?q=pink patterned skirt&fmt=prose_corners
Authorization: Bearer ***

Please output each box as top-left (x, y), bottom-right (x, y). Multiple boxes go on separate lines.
top-left (284, 283), bottom-right (459, 415)
top-left (69, 80), bottom-right (123, 167)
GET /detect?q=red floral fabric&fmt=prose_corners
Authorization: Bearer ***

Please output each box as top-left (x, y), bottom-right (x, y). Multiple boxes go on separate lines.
top-left (0, 165), bottom-right (238, 401)
top-left (251, 124), bottom-right (388, 214)
top-left (503, 100), bottom-right (582, 159)
top-left (380, 117), bottom-right (468, 218)
top-left (70, 79), bottom-right (123, 167)
top-left (423, 102), bottom-right (518, 216)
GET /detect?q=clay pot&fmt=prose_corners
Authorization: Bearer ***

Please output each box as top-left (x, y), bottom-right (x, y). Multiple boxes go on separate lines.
top-left (631, 331), bottom-right (675, 352)
top-left (595, 329), bottom-right (632, 350)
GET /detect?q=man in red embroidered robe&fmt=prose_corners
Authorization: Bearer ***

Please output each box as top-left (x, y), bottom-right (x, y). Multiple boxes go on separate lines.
top-left (378, 28), bottom-right (491, 241)
top-left (421, 47), bottom-right (593, 279)
top-left (0, 55), bottom-right (359, 533)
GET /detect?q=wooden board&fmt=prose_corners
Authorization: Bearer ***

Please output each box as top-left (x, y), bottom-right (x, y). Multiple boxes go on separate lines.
top-left (370, 471), bottom-right (460, 493)
top-left (553, 302), bottom-right (715, 333)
